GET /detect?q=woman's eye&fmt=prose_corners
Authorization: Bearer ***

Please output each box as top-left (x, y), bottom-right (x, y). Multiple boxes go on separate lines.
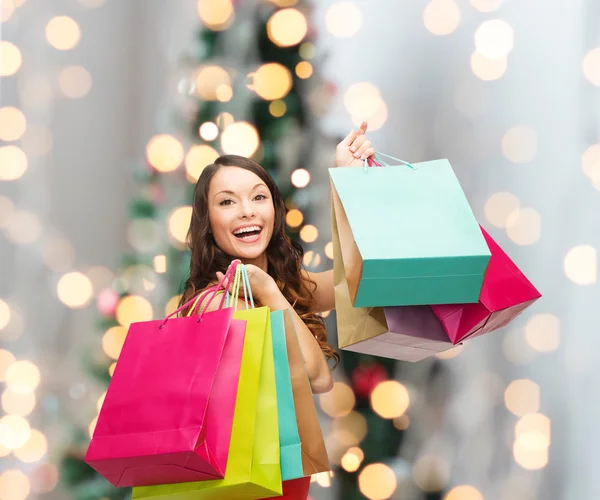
top-left (219, 199), bottom-right (233, 206)
top-left (254, 194), bottom-right (267, 201)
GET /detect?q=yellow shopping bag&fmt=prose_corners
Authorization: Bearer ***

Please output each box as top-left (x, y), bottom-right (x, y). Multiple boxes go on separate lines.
top-left (133, 265), bottom-right (282, 499)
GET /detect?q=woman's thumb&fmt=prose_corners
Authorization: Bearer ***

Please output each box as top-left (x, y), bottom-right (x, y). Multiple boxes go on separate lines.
top-left (216, 271), bottom-right (224, 282)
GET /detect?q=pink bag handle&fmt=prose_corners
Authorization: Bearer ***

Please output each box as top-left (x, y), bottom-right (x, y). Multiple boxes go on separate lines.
top-left (158, 260), bottom-right (240, 328)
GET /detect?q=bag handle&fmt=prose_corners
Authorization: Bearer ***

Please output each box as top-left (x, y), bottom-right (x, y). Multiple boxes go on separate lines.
top-left (158, 260), bottom-right (240, 328)
top-left (226, 264), bottom-right (255, 311)
top-left (362, 152), bottom-right (416, 172)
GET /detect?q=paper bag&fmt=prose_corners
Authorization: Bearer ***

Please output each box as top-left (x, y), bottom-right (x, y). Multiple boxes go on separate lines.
top-left (133, 307), bottom-right (282, 500)
top-left (332, 198), bottom-right (456, 361)
top-left (85, 306), bottom-right (245, 487)
top-left (329, 159), bottom-right (490, 307)
top-left (431, 226), bottom-right (542, 343)
top-left (282, 309), bottom-right (330, 475)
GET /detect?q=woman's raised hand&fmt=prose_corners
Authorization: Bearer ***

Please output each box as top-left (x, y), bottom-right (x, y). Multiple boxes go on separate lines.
top-left (335, 120), bottom-right (376, 167)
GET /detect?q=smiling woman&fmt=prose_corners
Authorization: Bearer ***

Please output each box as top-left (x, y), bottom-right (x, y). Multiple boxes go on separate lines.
top-left (178, 123), bottom-right (376, 394)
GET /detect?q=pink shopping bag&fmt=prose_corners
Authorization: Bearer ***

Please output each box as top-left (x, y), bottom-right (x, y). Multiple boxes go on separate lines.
top-left (431, 226), bottom-right (541, 344)
top-left (85, 265), bottom-right (246, 487)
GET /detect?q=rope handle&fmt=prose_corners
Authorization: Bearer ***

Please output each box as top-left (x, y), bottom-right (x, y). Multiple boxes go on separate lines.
top-left (362, 152), bottom-right (416, 172)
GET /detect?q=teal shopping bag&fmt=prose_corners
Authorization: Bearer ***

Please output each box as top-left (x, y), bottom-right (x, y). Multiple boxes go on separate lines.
top-left (270, 310), bottom-right (304, 481)
top-left (329, 154), bottom-right (490, 307)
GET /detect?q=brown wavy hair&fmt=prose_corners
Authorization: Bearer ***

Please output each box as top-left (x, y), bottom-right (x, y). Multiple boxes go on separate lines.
top-left (178, 154), bottom-right (339, 365)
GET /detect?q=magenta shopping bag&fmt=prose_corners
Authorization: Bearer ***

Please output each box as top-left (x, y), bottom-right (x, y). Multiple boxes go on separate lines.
top-left (85, 267), bottom-right (246, 487)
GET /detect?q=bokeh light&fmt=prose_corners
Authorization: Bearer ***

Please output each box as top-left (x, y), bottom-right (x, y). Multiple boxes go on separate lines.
top-left (0, 107), bottom-right (26, 141)
top-left (295, 61), bottom-right (313, 79)
top-left (513, 434), bottom-right (549, 470)
top-left (393, 414), bottom-right (410, 430)
top-left (102, 326), bottom-right (128, 360)
top-left (0, 301), bottom-right (10, 331)
top-left (502, 126), bottom-right (538, 163)
top-left (115, 295), bottom-right (153, 327)
top-left (127, 218), bottom-right (160, 253)
top-left (29, 463), bottom-right (59, 494)
top-left (0, 41), bottom-right (22, 76)
top-left (249, 63), bottom-right (293, 100)
top-left (2, 389), bottom-right (35, 416)
top-left (199, 122), bottom-right (219, 141)
top-left (46, 16), bottom-right (81, 51)
top-left (484, 192), bottom-right (520, 228)
top-left (146, 134), bottom-right (184, 173)
top-left (291, 168), bottom-right (310, 188)
top-left (5, 210), bottom-right (42, 245)
top-left (350, 100), bottom-right (388, 131)
top-left (413, 454), bottom-right (450, 492)
top-left (474, 19), bottom-right (514, 59)
top-left (435, 344), bottom-right (464, 359)
top-left (197, 0), bottom-right (234, 30)
top-left (14, 429), bottom-right (48, 463)
top-left (582, 144), bottom-right (600, 181)
top-left (5, 361), bottom-right (40, 394)
top-left (19, 75), bottom-right (53, 110)
top-left (299, 42), bottom-right (315, 59)
top-left (57, 272), bottom-right (93, 308)
top-left (525, 314), bottom-right (560, 352)
top-left (564, 245), bottom-right (597, 285)
top-left (326, 2), bottom-right (362, 38)
top-left (505, 207), bottom-right (541, 245)
top-left (286, 209), bottom-right (303, 228)
top-left (325, 241), bottom-right (334, 259)
top-left (340, 448), bottom-right (363, 472)
top-left (444, 485), bottom-right (483, 500)
top-left (269, 100), bottom-right (287, 117)
top-left (0, 469), bottom-right (30, 500)
top-left (0, 414), bottom-right (31, 449)
top-left (165, 295), bottom-right (182, 316)
top-left (185, 144), bottom-right (219, 182)
top-left (515, 413), bottom-right (551, 444)
top-left (319, 382), bottom-right (355, 417)
top-left (153, 255), bottom-right (167, 274)
top-left (504, 379), bottom-right (540, 416)
top-left (303, 251), bottom-right (321, 269)
top-left (299, 224), bottom-right (318, 243)
top-left (0, 350), bottom-right (15, 382)
top-left (423, 0), bottom-right (461, 36)
top-left (470, 52), bottom-right (507, 80)
top-left (0, 145), bottom-right (28, 181)
top-left (358, 463), bottom-right (397, 500)
top-left (195, 66), bottom-right (231, 100)
top-left (221, 122), bottom-right (260, 157)
top-left (370, 381), bottom-right (410, 419)
top-left (583, 48), bottom-right (600, 87)
top-left (58, 65), bottom-right (92, 99)
top-left (344, 82), bottom-right (384, 120)
top-left (267, 8), bottom-right (307, 47)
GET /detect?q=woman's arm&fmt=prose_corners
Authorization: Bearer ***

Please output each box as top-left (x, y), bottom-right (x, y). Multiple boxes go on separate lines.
top-left (198, 285), bottom-right (334, 394)
top-left (304, 269), bottom-right (335, 313)
top-left (259, 287), bottom-right (333, 394)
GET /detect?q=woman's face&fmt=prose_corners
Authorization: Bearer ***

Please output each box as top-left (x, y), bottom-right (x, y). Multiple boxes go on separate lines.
top-left (207, 166), bottom-right (275, 261)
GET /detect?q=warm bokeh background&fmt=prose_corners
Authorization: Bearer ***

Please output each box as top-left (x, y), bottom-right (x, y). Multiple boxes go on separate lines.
top-left (1, 0), bottom-right (599, 499)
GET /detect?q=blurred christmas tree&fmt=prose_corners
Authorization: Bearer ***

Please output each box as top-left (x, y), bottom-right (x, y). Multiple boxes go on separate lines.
top-left (59, 1), bottom-right (338, 499)
top-left (59, 2), bottom-right (451, 500)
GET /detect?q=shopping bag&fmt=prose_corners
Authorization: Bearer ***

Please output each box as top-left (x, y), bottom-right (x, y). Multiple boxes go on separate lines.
top-left (133, 264), bottom-right (282, 500)
top-left (282, 309), bottom-right (330, 475)
top-left (270, 310), bottom-right (303, 481)
top-left (431, 226), bottom-right (542, 344)
top-left (85, 266), bottom-right (246, 487)
top-left (329, 153), bottom-right (490, 307)
top-left (332, 207), bottom-right (455, 361)
top-left (258, 477), bottom-right (311, 500)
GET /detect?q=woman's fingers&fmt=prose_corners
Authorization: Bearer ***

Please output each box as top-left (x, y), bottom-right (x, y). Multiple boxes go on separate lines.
top-left (340, 120), bottom-right (368, 147)
top-left (349, 135), bottom-right (367, 154)
top-left (355, 140), bottom-right (372, 159)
